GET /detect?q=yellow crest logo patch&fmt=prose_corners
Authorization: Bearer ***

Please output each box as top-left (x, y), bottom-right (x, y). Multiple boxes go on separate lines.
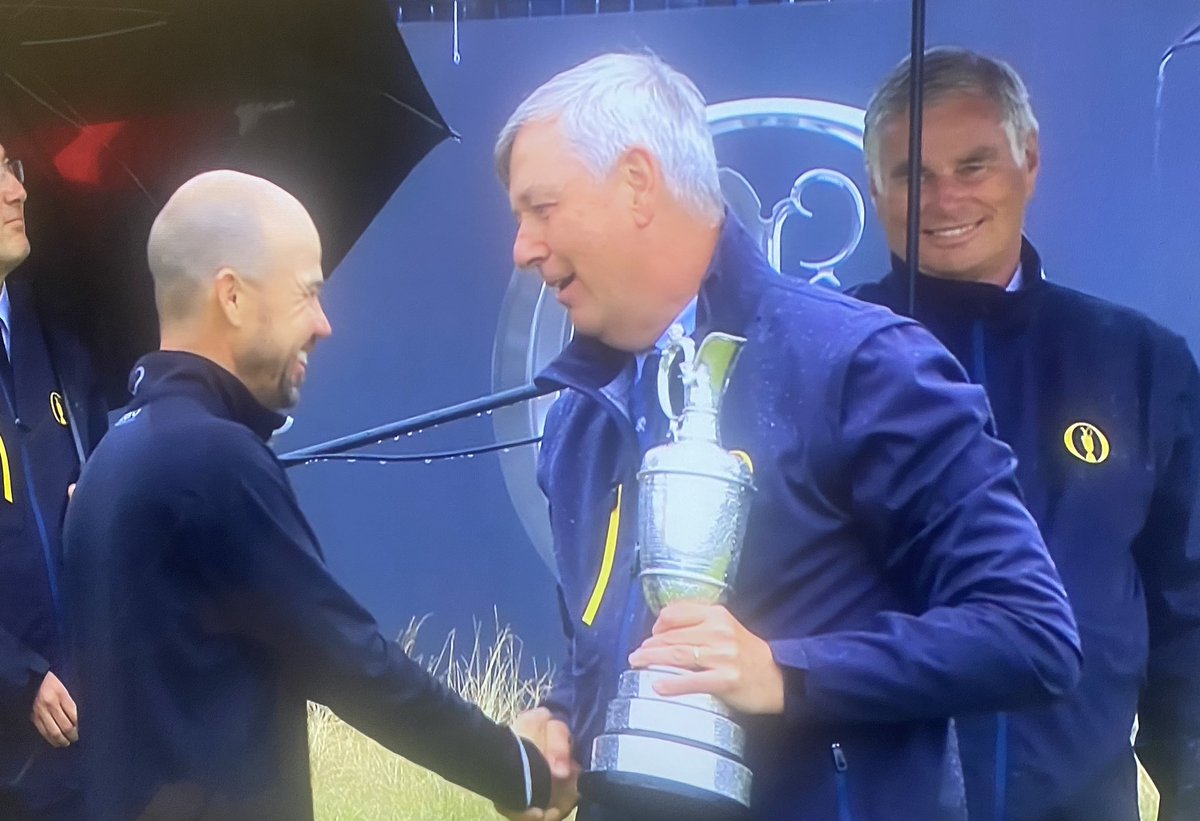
top-left (1063, 422), bottom-right (1110, 464)
top-left (49, 392), bottom-right (68, 427)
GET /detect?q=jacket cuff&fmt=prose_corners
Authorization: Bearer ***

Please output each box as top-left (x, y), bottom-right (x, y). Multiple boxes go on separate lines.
top-left (0, 653), bottom-right (50, 722)
top-left (768, 639), bottom-right (811, 724)
top-left (511, 729), bottom-right (552, 810)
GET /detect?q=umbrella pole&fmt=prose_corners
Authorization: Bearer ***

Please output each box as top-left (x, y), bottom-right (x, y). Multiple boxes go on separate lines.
top-left (278, 382), bottom-right (557, 467)
top-left (906, 0), bottom-right (928, 316)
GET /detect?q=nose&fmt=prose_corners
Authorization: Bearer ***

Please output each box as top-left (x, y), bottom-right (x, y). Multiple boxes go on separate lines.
top-left (923, 173), bottom-right (970, 213)
top-left (1, 173), bottom-right (26, 205)
top-left (512, 218), bottom-right (548, 273)
top-left (313, 298), bottom-right (333, 340)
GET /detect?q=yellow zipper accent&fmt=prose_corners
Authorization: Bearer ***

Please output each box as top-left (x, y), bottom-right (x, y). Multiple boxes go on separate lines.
top-left (0, 433), bottom-right (12, 503)
top-left (582, 484), bottom-right (622, 626)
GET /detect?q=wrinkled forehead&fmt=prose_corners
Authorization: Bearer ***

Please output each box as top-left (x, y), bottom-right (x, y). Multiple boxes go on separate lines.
top-left (508, 122), bottom-right (597, 202)
top-left (882, 94), bottom-right (1013, 160)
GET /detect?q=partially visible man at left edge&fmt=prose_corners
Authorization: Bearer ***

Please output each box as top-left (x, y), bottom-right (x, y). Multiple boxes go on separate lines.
top-left (0, 144), bottom-right (107, 820)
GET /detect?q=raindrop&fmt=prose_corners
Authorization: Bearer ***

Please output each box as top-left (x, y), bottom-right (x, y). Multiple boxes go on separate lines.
top-left (423, 459), bottom-right (433, 465)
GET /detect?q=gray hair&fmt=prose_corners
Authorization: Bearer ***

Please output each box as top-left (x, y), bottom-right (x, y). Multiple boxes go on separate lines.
top-left (495, 52), bottom-right (724, 223)
top-left (864, 47), bottom-right (1039, 187)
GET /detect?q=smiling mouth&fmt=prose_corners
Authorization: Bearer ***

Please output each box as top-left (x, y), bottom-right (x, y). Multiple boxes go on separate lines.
top-left (548, 274), bottom-right (576, 292)
top-left (923, 218), bottom-right (985, 240)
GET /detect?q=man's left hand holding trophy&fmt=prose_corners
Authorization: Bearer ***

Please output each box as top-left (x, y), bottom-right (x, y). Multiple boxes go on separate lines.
top-left (628, 603), bottom-right (785, 716)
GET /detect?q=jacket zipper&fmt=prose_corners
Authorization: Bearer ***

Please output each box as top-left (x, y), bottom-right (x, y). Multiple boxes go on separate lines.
top-left (0, 379), bottom-right (64, 641)
top-left (832, 742), bottom-right (855, 821)
top-left (994, 712), bottom-right (1009, 821)
top-left (971, 321), bottom-right (989, 386)
top-left (974, 318), bottom-right (1009, 821)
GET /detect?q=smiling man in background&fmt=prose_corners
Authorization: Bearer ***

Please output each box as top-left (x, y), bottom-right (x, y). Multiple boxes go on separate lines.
top-left (853, 47), bottom-right (1200, 821)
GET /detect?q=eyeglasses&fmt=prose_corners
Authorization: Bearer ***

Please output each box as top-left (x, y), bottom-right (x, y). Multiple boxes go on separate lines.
top-left (1, 159), bottom-right (24, 186)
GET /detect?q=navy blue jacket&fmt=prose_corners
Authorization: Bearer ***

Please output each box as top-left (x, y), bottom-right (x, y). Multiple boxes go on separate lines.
top-left (0, 278), bottom-right (107, 818)
top-left (61, 351), bottom-right (548, 821)
top-left (852, 240), bottom-right (1200, 821)
top-left (534, 218), bottom-right (1083, 821)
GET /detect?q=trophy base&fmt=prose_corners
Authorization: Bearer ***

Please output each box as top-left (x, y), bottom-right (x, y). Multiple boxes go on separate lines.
top-left (580, 768), bottom-right (752, 821)
top-left (585, 733), bottom-right (752, 818)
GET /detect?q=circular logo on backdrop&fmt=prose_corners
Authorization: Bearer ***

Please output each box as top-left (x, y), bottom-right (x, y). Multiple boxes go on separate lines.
top-left (492, 98), bottom-right (871, 570)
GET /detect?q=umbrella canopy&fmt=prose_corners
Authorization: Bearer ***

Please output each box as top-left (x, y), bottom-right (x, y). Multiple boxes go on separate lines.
top-left (0, 0), bottom-right (451, 401)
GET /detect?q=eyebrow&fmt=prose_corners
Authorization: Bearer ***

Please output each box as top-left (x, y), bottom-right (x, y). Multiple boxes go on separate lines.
top-left (959, 147), bottom-right (1000, 164)
top-left (513, 185), bottom-right (557, 208)
top-left (888, 145), bottom-right (1004, 178)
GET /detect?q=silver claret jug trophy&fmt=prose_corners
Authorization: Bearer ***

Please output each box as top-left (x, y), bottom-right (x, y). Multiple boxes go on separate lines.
top-left (582, 329), bottom-right (756, 820)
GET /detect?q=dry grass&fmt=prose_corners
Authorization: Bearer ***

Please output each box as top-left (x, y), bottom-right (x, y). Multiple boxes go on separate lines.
top-left (308, 617), bottom-right (559, 821)
top-left (1138, 756), bottom-right (1160, 820)
top-left (306, 620), bottom-right (1163, 820)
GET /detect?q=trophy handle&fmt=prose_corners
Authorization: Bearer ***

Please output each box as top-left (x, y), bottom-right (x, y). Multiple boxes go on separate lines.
top-left (658, 335), bottom-right (694, 420)
top-left (694, 333), bottom-right (747, 416)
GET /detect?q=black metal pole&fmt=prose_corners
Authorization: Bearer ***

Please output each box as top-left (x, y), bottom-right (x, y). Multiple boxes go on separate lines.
top-left (278, 382), bottom-right (556, 467)
top-left (906, 0), bottom-right (927, 316)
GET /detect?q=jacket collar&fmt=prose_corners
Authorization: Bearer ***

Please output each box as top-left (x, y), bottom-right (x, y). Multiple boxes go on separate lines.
top-left (127, 350), bottom-right (285, 441)
top-left (878, 236), bottom-right (1045, 324)
top-left (537, 214), bottom-right (768, 393)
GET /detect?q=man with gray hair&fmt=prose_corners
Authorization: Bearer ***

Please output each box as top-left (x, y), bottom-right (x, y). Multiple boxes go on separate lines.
top-left (60, 170), bottom-right (564, 821)
top-left (498, 52), bottom-right (1083, 820)
top-left (853, 47), bottom-right (1200, 821)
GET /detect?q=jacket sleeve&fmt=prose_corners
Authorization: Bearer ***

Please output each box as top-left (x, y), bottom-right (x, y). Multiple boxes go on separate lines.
top-left (0, 628), bottom-right (48, 725)
top-left (769, 321), bottom-right (1082, 724)
top-left (534, 395), bottom-right (577, 729)
top-left (185, 438), bottom-right (550, 813)
top-left (1134, 335), bottom-right (1200, 821)
top-left (539, 588), bottom-right (577, 728)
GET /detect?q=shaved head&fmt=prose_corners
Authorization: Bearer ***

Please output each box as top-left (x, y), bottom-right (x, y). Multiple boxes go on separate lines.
top-left (148, 170), bottom-right (331, 410)
top-left (147, 170), bottom-right (317, 323)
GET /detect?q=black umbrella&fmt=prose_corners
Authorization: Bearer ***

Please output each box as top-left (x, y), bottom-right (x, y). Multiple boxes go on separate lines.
top-left (0, 0), bottom-right (452, 401)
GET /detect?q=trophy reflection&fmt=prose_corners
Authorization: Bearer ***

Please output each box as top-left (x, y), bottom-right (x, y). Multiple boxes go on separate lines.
top-left (583, 330), bottom-right (755, 818)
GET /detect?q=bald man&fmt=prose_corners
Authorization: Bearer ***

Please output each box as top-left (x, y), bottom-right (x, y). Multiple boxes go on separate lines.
top-left (59, 171), bottom-right (558, 821)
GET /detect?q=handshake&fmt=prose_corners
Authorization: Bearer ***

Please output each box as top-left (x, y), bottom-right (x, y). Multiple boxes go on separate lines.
top-left (497, 602), bottom-right (787, 819)
top-left (501, 707), bottom-right (580, 821)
